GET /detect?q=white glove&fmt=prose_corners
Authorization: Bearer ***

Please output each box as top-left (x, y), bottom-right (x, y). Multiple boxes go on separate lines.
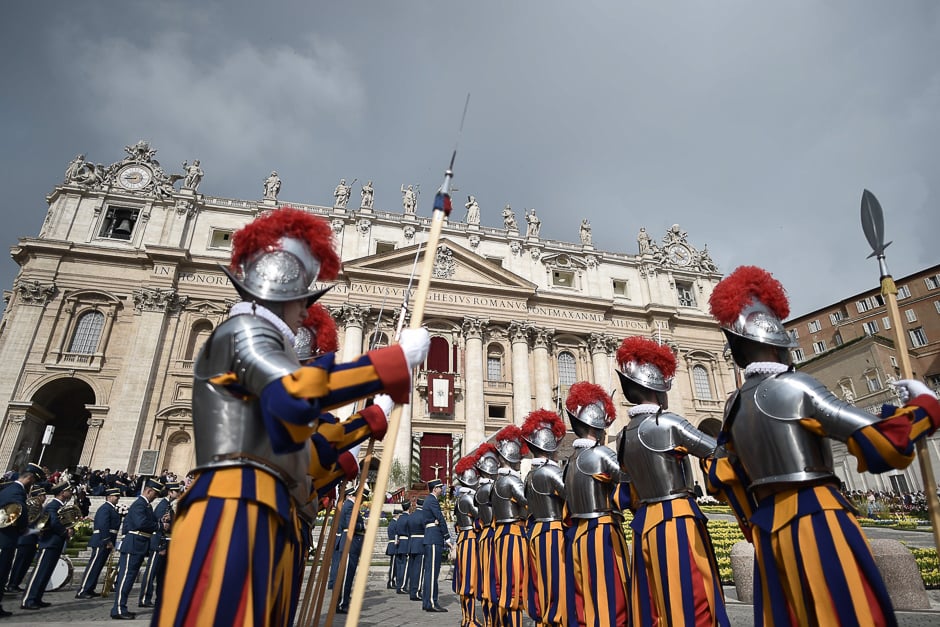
top-left (398, 328), bottom-right (430, 369)
top-left (373, 393), bottom-right (395, 417)
top-left (891, 379), bottom-right (937, 404)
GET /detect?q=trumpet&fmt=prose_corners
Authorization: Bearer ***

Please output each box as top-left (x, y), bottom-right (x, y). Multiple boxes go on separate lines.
top-left (0, 502), bottom-right (22, 528)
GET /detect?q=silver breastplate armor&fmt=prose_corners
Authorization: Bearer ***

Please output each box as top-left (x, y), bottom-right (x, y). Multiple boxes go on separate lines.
top-left (729, 371), bottom-right (879, 489)
top-left (492, 473), bottom-right (527, 523)
top-left (524, 462), bottom-right (565, 521)
top-left (617, 411), bottom-right (717, 504)
top-left (455, 491), bottom-right (477, 530)
top-left (193, 314), bottom-right (313, 508)
top-left (475, 482), bottom-right (494, 525)
top-left (564, 445), bottom-right (624, 518)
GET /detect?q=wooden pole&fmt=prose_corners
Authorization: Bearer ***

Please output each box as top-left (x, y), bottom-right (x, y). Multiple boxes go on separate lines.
top-left (324, 439), bottom-right (375, 627)
top-left (309, 483), bottom-right (346, 627)
top-left (296, 507), bottom-right (332, 626)
top-left (881, 275), bottom-right (940, 552)
top-left (345, 201), bottom-right (450, 624)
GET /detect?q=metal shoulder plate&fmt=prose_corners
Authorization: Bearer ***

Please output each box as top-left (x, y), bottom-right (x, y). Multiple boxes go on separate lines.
top-left (637, 412), bottom-right (717, 456)
top-left (195, 315), bottom-right (300, 393)
top-left (755, 370), bottom-right (880, 439)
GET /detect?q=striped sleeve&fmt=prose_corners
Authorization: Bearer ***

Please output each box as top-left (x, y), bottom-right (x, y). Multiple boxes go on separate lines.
top-left (845, 395), bottom-right (940, 474)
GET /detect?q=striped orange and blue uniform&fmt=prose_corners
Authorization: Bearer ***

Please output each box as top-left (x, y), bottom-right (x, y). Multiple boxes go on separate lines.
top-left (309, 406), bottom-right (387, 498)
top-left (477, 521), bottom-right (498, 626)
top-left (156, 346), bottom-right (411, 627)
top-left (526, 519), bottom-right (567, 626)
top-left (494, 519), bottom-right (528, 627)
top-left (629, 496), bottom-right (729, 627)
top-left (570, 514), bottom-right (630, 627)
top-left (452, 526), bottom-right (479, 625)
top-left (706, 394), bottom-right (940, 627)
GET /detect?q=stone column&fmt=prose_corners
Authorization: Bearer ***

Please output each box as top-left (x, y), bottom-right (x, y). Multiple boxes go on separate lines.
top-left (0, 413), bottom-right (27, 471)
top-left (508, 322), bottom-right (532, 425)
top-left (79, 417), bottom-right (104, 467)
top-left (531, 326), bottom-right (555, 411)
top-left (410, 431), bottom-right (424, 486)
top-left (461, 317), bottom-right (487, 446)
top-left (337, 305), bottom-right (367, 419)
top-left (588, 333), bottom-right (614, 392)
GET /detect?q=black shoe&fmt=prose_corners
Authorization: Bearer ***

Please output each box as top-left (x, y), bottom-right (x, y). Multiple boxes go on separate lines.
top-left (88, 591), bottom-right (101, 598)
top-left (0, 608), bottom-right (12, 618)
top-left (21, 604), bottom-right (41, 610)
top-left (396, 589), bottom-right (407, 594)
top-left (431, 606), bottom-right (449, 612)
top-left (336, 607), bottom-right (348, 614)
top-left (5, 586), bottom-right (22, 593)
top-left (111, 613), bottom-right (136, 620)
top-left (139, 602), bottom-right (155, 608)
top-left (75, 593), bottom-right (93, 600)
top-left (409, 596), bottom-right (420, 601)
top-left (37, 601), bottom-right (51, 608)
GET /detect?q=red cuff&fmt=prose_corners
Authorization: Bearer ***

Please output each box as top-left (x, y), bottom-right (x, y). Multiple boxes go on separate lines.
top-left (360, 404), bottom-right (389, 441)
top-left (368, 346), bottom-right (411, 403)
top-left (337, 451), bottom-right (360, 480)
top-left (912, 394), bottom-right (940, 430)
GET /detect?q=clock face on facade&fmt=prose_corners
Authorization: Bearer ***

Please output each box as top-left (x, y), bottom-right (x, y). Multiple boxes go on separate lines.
top-left (117, 165), bottom-right (153, 191)
top-left (666, 243), bottom-right (692, 267)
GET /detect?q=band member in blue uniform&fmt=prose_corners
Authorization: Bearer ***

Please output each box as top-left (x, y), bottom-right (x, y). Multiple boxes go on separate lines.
top-left (0, 463), bottom-right (45, 617)
top-left (405, 498), bottom-right (426, 601)
top-left (139, 481), bottom-right (181, 608)
top-left (75, 487), bottom-right (122, 598)
top-left (22, 480), bottom-right (73, 611)
top-left (111, 478), bottom-right (164, 620)
top-left (421, 478), bottom-right (453, 613)
top-left (385, 507), bottom-right (400, 590)
top-left (335, 484), bottom-right (369, 614)
top-left (5, 484), bottom-right (45, 593)
top-left (394, 500), bottom-right (412, 594)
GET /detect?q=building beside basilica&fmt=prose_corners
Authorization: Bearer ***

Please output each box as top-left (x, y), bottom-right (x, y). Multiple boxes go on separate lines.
top-left (0, 141), bottom-right (735, 489)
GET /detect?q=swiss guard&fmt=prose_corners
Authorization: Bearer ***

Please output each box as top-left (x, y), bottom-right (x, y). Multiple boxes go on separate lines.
top-left (474, 443), bottom-right (500, 627)
top-left (452, 449), bottom-right (480, 627)
top-left (707, 265), bottom-right (940, 627)
top-left (491, 426), bottom-right (529, 627)
top-left (154, 207), bottom-right (429, 627)
top-left (614, 336), bottom-right (729, 626)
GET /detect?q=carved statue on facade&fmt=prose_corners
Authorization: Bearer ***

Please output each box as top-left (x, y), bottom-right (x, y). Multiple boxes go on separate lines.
top-left (182, 160), bottom-right (204, 190)
top-left (464, 195), bottom-right (481, 225)
top-left (334, 178), bottom-right (352, 208)
top-left (401, 184), bottom-right (417, 215)
top-left (65, 154), bottom-right (87, 182)
top-left (360, 180), bottom-right (374, 209)
top-left (637, 227), bottom-right (652, 254)
top-left (503, 205), bottom-right (517, 231)
top-left (525, 208), bottom-right (541, 238)
top-left (579, 219), bottom-right (592, 246)
top-left (263, 171), bottom-right (281, 200)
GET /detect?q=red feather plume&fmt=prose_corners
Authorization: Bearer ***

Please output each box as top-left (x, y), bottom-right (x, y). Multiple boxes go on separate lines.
top-left (709, 265), bottom-right (789, 326)
top-left (302, 304), bottom-right (338, 354)
top-left (495, 425), bottom-right (529, 455)
top-left (230, 206), bottom-right (340, 281)
top-left (454, 450), bottom-right (480, 475)
top-left (476, 442), bottom-right (497, 461)
top-left (565, 381), bottom-right (616, 422)
top-left (521, 409), bottom-right (567, 440)
top-left (616, 336), bottom-right (677, 379)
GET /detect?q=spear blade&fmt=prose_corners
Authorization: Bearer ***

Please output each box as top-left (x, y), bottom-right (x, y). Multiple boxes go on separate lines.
top-left (860, 189), bottom-right (892, 259)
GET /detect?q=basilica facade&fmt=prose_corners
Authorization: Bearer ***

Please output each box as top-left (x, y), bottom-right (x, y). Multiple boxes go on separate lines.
top-left (0, 142), bottom-right (734, 489)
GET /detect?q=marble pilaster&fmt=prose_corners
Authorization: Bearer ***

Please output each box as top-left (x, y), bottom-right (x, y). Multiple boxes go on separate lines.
top-left (461, 317), bottom-right (487, 446)
top-left (508, 321), bottom-right (532, 425)
top-left (531, 326), bottom-right (555, 411)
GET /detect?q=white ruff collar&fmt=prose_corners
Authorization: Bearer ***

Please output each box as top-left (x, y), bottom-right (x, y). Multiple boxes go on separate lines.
top-left (744, 362), bottom-right (789, 377)
top-left (229, 301), bottom-right (295, 344)
top-left (497, 467), bottom-right (520, 478)
top-left (572, 438), bottom-right (596, 450)
top-left (477, 477), bottom-right (493, 485)
top-left (629, 403), bottom-right (661, 417)
top-left (456, 486), bottom-right (475, 496)
top-left (530, 457), bottom-right (559, 469)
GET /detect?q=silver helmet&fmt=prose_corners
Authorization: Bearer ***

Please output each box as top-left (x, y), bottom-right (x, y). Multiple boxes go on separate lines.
top-left (724, 299), bottom-right (795, 349)
top-left (616, 359), bottom-right (672, 392)
top-left (475, 450), bottom-right (500, 476)
top-left (566, 400), bottom-right (611, 431)
top-left (456, 465), bottom-right (479, 488)
top-left (222, 235), bottom-right (330, 304)
top-left (494, 438), bottom-right (523, 464)
top-left (522, 426), bottom-right (560, 452)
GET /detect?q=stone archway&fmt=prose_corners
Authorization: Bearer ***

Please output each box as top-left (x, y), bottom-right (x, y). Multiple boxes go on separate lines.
top-left (162, 431), bottom-right (195, 479)
top-left (26, 378), bottom-right (96, 472)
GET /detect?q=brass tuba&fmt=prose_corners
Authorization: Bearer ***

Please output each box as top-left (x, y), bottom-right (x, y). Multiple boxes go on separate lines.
top-left (57, 504), bottom-right (83, 528)
top-left (0, 503), bottom-right (22, 528)
top-left (27, 497), bottom-right (44, 524)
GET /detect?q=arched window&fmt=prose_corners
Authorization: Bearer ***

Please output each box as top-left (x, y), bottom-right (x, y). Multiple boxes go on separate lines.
top-left (558, 351), bottom-right (576, 387)
top-left (185, 321), bottom-right (214, 360)
top-left (487, 344), bottom-right (504, 381)
top-left (692, 365), bottom-right (712, 400)
top-left (68, 311), bottom-right (105, 354)
top-left (369, 331), bottom-right (389, 349)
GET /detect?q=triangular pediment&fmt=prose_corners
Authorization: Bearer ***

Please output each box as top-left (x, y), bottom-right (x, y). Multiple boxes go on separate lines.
top-left (343, 238), bottom-right (536, 293)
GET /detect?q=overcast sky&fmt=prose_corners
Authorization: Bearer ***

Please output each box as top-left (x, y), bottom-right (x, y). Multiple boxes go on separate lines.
top-left (1, 2), bottom-right (938, 319)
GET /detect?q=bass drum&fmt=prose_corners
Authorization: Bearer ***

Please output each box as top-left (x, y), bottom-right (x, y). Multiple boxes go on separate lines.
top-left (46, 556), bottom-right (74, 591)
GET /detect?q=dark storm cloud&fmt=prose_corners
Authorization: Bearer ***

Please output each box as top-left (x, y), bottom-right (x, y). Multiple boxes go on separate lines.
top-left (1, 1), bottom-right (937, 317)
